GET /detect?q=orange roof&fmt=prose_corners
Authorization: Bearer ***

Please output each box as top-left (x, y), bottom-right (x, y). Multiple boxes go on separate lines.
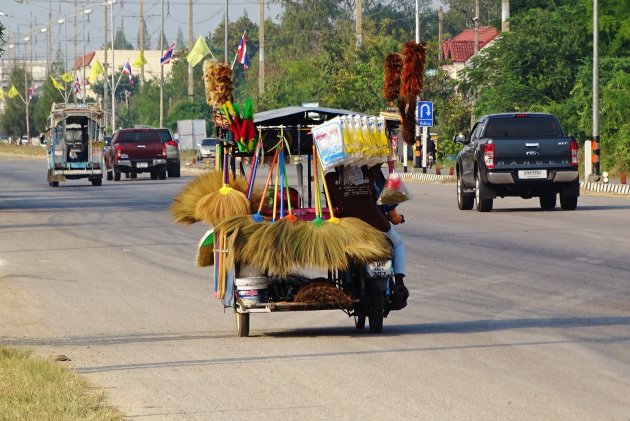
top-left (74, 51), bottom-right (95, 70)
top-left (442, 26), bottom-right (499, 63)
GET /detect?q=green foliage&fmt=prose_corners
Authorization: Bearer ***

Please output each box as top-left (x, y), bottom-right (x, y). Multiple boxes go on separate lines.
top-left (113, 29), bottom-right (133, 50)
top-left (0, 65), bottom-right (32, 138)
top-left (165, 99), bottom-right (214, 135)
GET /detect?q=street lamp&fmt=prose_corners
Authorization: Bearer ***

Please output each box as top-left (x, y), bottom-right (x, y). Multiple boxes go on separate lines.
top-left (81, 8), bottom-right (93, 104)
top-left (58, 17), bottom-right (68, 74)
top-left (104, 0), bottom-right (116, 131)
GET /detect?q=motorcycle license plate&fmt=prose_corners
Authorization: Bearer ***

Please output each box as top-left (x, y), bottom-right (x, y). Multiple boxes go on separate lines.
top-left (367, 260), bottom-right (392, 278)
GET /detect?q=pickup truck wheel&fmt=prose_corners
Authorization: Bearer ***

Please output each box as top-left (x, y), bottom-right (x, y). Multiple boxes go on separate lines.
top-left (475, 170), bottom-right (493, 212)
top-left (560, 195), bottom-right (578, 210)
top-left (168, 163), bottom-right (181, 178)
top-left (158, 170), bottom-right (167, 180)
top-left (150, 171), bottom-right (158, 180)
top-left (114, 169), bottom-right (121, 181)
top-left (457, 171), bottom-right (474, 210)
top-left (539, 193), bottom-right (557, 210)
top-left (130, 172), bottom-right (137, 179)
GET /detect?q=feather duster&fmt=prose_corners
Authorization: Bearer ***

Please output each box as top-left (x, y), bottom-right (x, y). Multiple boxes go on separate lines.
top-left (203, 60), bottom-right (233, 107)
top-left (400, 42), bottom-right (427, 98)
top-left (383, 53), bottom-right (403, 100)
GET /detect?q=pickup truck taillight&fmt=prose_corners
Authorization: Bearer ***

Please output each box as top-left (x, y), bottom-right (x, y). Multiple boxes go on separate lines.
top-left (161, 143), bottom-right (167, 158)
top-left (570, 138), bottom-right (578, 167)
top-left (115, 144), bottom-right (122, 159)
top-left (165, 140), bottom-right (178, 147)
top-left (483, 142), bottom-right (495, 169)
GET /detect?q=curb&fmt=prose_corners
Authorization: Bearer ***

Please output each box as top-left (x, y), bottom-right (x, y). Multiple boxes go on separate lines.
top-left (182, 167), bottom-right (630, 197)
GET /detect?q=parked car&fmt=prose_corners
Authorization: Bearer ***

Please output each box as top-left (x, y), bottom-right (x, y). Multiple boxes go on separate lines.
top-left (106, 128), bottom-right (168, 181)
top-left (156, 128), bottom-right (180, 177)
top-left (455, 112), bottom-right (579, 212)
top-left (197, 137), bottom-right (220, 162)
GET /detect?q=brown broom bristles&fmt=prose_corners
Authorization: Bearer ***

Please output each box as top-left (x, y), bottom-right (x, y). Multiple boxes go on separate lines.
top-left (203, 60), bottom-right (233, 107)
top-left (400, 41), bottom-right (427, 98)
top-left (293, 280), bottom-right (352, 308)
top-left (383, 53), bottom-right (403, 100)
top-left (337, 217), bottom-right (391, 262)
top-left (171, 171), bottom-right (259, 225)
top-left (196, 244), bottom-right (214, 267)
top-left (244, 218), bottom-right (307, 276)
top-left (194, 188), bottom-right (250, 226)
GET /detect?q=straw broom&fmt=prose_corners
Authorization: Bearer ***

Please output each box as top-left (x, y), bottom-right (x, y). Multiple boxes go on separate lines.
top-left (248, 142), bottom-right (305, 276)
top-left (195, 144), bottom-right (250, 226)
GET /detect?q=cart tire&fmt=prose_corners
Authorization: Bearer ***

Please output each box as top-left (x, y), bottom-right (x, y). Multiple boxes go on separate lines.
top-left (49, 181), bottom-right (59, 187)
top-left (236, 312), bottom-right (250, 337)
top-left (91, 178), bottom-right (102, 186)
top-left (114, 169), bottom-right (121, 181)
top-left (354, 315), bottom-right (366, 330)
top-left (368, 290), bottom-right (384, 333)
top-left (106, 171), bottom-right (113, 181)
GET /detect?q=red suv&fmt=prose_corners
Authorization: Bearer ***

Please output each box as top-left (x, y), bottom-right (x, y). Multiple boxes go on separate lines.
top-left (107, 128), bottom-right (168, 181)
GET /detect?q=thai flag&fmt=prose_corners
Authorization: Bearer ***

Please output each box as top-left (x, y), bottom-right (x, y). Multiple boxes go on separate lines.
top-left (27, 83), bottom-right (35, 101)
top-left (236, 34), bottom-right (249, 69)
top-left (161, 42), bottom-right (175, 65)
top-left (73, 76), bottom-right (81, 96)
top-left (122, 61), bottom-right (133, 86)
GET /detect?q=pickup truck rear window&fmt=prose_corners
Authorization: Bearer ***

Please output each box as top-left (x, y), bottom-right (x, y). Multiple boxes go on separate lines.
top-left (483, 117), bottom-right (563, 138)
top-left (117, 131), bottom-right (160, 144)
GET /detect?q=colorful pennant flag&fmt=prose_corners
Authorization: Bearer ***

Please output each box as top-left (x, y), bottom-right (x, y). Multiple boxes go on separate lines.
top-left (27, 83), bottom-right (35, 100)
top-left (7, 85), bottom-right (20, 99)
top-left (61, 72), bottom-right (74, 83)
top-left (122, 61), bottom-right (134, 87)
top-left (187, 36), bottom-right (211, 68)
top-left (132, 53), bottom-right (148, 69)
top-left (88, 58), bottom-right (104, 83)
top-left (161, 42), bottom-right (175, 65)
top-left (51, 76), bottom-right (65, 91)
top-left (73, 76), bottom-right (81, 96)
top-left (235, 33), bottom-right (249, 69)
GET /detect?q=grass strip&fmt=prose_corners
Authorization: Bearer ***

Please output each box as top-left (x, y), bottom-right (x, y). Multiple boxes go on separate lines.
top-left (0, 346), bottom-right (125, 421)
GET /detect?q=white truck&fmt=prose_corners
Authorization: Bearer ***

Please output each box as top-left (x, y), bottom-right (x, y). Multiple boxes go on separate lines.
top-left (46, 102), bottom-right (105, 187)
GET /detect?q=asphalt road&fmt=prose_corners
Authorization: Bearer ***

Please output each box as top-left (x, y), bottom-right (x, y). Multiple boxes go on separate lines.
top-left (1, 156), bottom-right (630, 420)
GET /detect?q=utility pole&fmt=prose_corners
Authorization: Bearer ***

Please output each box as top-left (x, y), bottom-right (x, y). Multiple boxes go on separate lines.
top-left (159, 0), bottom-right (164, 127)
top-left (104, 2), bottom-right (109, 126)
top-left (188, 0), bottom-right (193, 101)
top-left (355, 0), bottom-right (363, 47)
top-left (438, 7), bottom-right (443, 63)
top-left (140, 0), bottom-right (145, 85)
top-left (474, 0), bottom-right (480, 55)
top-left (47, 0), bottom-right (52, 74)
top-left (259, 0), bottom-right (265, 94)
top-left (224, 0), bottom-right (229, 64)
top-left (501, 0), bottom-right (510, 32)
top-left (74, 0), bottom-right (77, 69)
top-left (592, 0), bottom-right (600, 177)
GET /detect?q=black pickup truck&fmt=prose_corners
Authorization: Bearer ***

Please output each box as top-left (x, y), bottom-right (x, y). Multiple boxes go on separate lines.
top-left (455, 113), bottom-right (579, 212)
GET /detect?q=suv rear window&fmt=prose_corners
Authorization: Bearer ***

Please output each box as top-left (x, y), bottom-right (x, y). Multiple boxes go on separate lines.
top-left (483, 116), bottom-right (563, 138)
top-left (117, 131), bottom-right (160, 144)
top-left (202, 138), bottom-right (220, 146)
top-left (156, 129), bottom-right (173, 142)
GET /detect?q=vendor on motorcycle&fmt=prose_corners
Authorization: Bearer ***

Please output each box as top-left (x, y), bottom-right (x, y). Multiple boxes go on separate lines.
top-left (325, 164), bottom-right (409, 308)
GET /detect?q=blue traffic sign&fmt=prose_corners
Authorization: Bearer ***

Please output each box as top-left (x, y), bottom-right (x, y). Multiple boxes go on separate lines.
top-left (417, 101), bottom-right (433, 127)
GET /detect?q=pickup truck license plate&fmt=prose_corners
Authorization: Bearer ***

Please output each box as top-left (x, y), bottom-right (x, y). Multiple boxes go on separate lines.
top-left (136, 162), bottom-right (148, 168)
top-left (518, 169), bottom-right (547, 179)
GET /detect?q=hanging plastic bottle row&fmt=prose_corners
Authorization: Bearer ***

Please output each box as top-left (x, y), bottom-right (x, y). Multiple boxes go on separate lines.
top-left (312, 115), bottom-right (392, 171)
